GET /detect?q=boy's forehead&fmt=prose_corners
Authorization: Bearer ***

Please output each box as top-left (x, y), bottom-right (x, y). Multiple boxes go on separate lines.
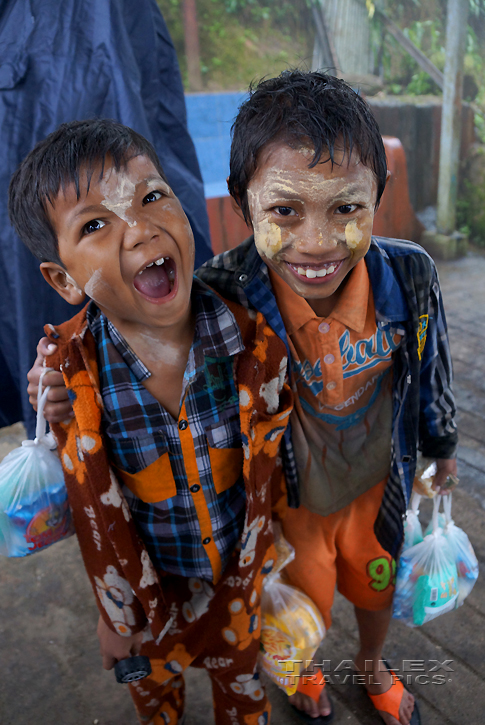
top-left (248, 141), bottom-right (377, 198)
top-left (255, 139), bottom-right (363, 174)
top-left (55, 154), bottom-right (167, 202)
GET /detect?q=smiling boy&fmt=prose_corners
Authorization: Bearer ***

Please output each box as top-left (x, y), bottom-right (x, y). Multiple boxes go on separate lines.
top-left (9, 119), bottom-right (294, 725)
top-left (198, 71), bottom-right (457, 725)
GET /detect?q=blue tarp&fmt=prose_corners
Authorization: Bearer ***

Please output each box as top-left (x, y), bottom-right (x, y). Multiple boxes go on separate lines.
top-left (185, 92), bottom-right (247, 199)
top-left (0, 0), bottom-right (212, 436)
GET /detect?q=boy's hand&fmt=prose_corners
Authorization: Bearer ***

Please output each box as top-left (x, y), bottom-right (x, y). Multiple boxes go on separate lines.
top-left (432, 458), bottom-right (458, 495)
top-left (96, 615), bottom-right (144, 670)
top-left (27, 337), bottom-right (72, 422)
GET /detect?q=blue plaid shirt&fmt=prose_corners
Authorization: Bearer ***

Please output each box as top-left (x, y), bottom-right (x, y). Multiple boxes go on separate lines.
top-left (198, 236), bottom-right (457, 558)
top-left (87, 278), bottom-right (246, 581)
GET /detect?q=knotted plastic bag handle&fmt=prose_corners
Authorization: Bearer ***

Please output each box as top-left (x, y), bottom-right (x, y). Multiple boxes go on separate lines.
top-left (22, 367), bottom-right (53, 448)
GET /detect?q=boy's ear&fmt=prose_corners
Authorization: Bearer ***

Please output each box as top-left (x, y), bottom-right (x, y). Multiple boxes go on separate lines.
top-left (40, 263), bottom-right (86, 305)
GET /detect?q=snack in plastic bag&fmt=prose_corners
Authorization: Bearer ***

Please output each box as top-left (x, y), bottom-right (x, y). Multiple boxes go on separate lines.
top-left (413, 453), bottom-right (437, 498)
top-left (259, 526), bottom-right (325, 695)
top-left (0, 371), bottom-right (74, 557)
top-left (393, 496), bottom-right (458, 626)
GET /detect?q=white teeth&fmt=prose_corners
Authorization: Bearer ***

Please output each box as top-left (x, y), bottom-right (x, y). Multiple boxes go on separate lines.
top-left (155, 257), bottom-right (165, 266)
top-left (295, 262), bottom-right (340, 279)
top-left (146, 262), bottom-right (154, 268)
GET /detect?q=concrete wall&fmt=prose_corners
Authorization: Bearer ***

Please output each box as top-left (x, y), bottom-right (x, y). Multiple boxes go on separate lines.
top-left (368, 97), bottom-right (475, 211)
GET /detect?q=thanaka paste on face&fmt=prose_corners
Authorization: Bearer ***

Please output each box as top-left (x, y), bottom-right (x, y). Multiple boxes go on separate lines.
top-left (64, 272), bottom-right (84, 295)
top-left (84, 268), bottom-right (113, 303)
top-left (345, 219), bottom-right (364, 249)
top-left (99, 171), bottom-right (138, 227)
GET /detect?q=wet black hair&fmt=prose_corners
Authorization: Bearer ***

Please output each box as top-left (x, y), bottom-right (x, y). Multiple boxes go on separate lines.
top-left (8, 118), bottom-right (167, 266)
top-left (228, 70), bottom-right (388, 223)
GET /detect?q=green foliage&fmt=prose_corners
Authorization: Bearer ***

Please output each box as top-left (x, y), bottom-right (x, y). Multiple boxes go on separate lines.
top-left (156, 0), bottom-right (313, 91)
top-left (457, 178), bottom-right (485, 247)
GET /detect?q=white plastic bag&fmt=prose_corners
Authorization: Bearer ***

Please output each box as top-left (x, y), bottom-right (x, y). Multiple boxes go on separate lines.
top-left (0, 370), bottom-right (74, 556)
top-left (441, 494), bottom-right (479, 606)
top-left (393, 496), bottom-right (458, 626)
top-left (259, 526), bottom-right (325, 695)
top-left (403, 492), bottom-right (424, 548)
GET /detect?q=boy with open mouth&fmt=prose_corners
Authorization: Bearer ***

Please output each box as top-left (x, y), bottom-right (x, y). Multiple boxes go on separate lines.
top-left (10, 118), bottom-right (294, 725)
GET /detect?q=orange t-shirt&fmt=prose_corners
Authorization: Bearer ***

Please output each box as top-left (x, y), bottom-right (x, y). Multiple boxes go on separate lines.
top-left (269, 260), bottom-right (402, 515)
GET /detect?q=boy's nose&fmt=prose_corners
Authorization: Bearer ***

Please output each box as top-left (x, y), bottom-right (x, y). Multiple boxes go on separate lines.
top-left (292, 222), bottom-right (338, 255)
top-left (122, 216), bottom-right (159, 249)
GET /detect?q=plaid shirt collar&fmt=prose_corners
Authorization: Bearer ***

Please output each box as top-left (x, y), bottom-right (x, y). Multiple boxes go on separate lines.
top-left (86, 276), bottom-right (245, 382)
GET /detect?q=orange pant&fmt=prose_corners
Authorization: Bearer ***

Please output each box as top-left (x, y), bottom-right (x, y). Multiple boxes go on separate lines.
top-left (129, 553), bottom-right (270, 725)
top-left (282, 480), bottom-right (395, 630)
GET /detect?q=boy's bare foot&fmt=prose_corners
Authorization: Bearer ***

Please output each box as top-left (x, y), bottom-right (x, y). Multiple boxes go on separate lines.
top-left (288, 678), bottom-right (332, 719)
top-left (354, 653), bottom-right (416, 725)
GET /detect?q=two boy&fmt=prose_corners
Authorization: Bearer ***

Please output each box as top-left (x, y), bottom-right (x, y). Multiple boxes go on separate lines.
top-left (20, 72), bottom-right (457, 725)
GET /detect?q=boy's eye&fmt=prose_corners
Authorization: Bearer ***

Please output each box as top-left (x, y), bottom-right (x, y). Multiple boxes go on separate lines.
top-left (83, 219), bottom-right (106, 235)
top-left (142, 190), bottom-right (163, 205)
top-left (336, 204), bottom-right (358, 215)
top-left (274, 206), bottom-right (296, 217)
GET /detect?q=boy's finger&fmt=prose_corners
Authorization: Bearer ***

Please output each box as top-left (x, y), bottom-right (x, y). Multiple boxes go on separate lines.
top-left (101, 652), bottom-right (117, 671)
top-left (45, 383), bottom-right (70, 402)
top-left (38, 336), bottom-right (57, 357)
top-left (42, 402), bottom-right (74, 423)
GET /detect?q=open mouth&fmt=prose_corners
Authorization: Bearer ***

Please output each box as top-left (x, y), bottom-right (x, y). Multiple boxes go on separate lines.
top-left (286, 259), bottom-right (345, 282)
top-left (133, 256), bottom-right (177, 300)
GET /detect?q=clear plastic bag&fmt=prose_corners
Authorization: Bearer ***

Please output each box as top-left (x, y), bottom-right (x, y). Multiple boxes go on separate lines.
top-left (403, 492), bottom-right (424, 549)
top-left (259, 526), bottom-right (325, 695)
top-left (441, 495), bottom-right (479, 606)
top-left (0, 370), bottom-right (74, 556)
top-left (393, 496), bottom-right (458, 627)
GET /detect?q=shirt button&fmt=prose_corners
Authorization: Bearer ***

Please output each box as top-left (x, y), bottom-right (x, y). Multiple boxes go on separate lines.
top-left (318, 322), bottom-right (330, 334)
top-left (323, 354), bottom-right (335, 365)
top-left (326, 381), bottom-right (337, 391)
top-left (238, 273), bottom-right (248, 283)
top-left (190, 484), bottom-right (200, 493)
top-left (178, 419), bottom-right (188, 431)
top-left (203, 537), bottom-right (211, 545)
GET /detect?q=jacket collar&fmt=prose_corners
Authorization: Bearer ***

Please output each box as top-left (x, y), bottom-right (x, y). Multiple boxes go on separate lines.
top-left (365, 239), bottom-right (410, 323)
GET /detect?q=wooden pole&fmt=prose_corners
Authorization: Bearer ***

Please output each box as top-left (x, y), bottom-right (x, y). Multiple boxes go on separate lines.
top-left (183, 0), bottom-right (203, 92)
top-left (436, 0), bottom-right (468, 234)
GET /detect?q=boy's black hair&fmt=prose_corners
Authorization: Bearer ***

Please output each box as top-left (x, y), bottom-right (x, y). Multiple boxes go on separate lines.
top-left (228, 70), bottom-right (388, 223)
top-left (8, 118), bottom-right (167, 266)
